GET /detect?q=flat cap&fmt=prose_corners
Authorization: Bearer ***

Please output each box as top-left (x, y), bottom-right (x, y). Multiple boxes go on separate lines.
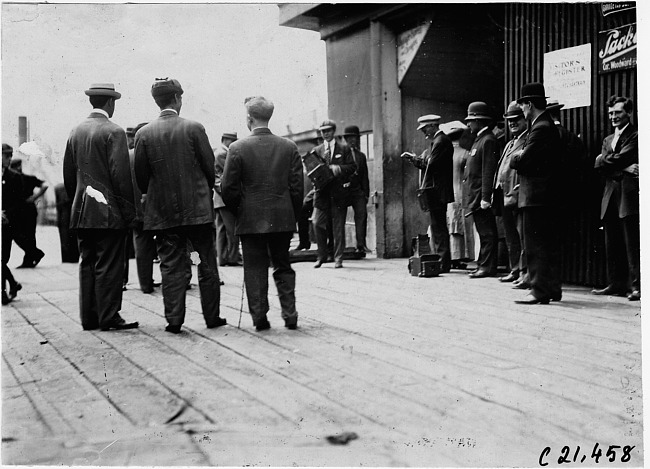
top-left (417, 114), bottom-right (441, 130)
top-left (151, 78), bottom-right (184, 97)
top-left (319, 119), bottom-right (337, 131)
top-left (85, 83), bottom-right (121, 99)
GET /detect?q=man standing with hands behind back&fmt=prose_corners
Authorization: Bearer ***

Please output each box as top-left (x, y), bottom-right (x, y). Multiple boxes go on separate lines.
top-left (135, 78), bottom-right (226, 334)
top-left (221, 96), bottom-right (303, 331)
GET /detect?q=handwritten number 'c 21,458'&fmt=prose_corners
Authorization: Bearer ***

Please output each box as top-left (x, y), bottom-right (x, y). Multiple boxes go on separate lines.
top-left (539, 443), bottom-right (635, 466)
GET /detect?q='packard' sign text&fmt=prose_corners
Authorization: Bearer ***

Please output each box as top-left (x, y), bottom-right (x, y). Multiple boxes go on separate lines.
top-left (598, 23), bottom-right (637, 73)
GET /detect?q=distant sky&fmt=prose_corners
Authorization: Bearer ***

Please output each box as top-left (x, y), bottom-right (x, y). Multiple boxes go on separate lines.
top-left (1, 2), bottom-right (327, 171)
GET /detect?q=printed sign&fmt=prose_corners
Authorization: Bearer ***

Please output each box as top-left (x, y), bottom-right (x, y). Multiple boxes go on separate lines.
top-left (397, 22), bottom-right (430, 85)
top-left (543, 44), bottom-right (592, 110)
top-left (598, 23), bottom-right (637, 73)
top-left (601, 3), bottom-right (635, 16)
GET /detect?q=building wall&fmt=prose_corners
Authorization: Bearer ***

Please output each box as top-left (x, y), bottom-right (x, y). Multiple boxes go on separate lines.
top-left (505, 3), bottom-right (637, 286)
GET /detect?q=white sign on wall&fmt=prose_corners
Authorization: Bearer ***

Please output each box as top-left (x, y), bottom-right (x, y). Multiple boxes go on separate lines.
top-left (397, 22), bottom-right (430, 85)
top-left (543, 44), bottom-right (592, 110)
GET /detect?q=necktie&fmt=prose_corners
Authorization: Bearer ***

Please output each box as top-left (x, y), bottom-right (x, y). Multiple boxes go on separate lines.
top-left (324, 143), bottom-right (332, 164)
top-left (611, 129), bottom-right (621, 151)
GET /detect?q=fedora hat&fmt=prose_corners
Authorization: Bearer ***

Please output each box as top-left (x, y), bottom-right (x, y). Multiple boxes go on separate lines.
top-left (85, 83), bottom-right (121, 99)
top-left (222, 132), bottom-right (238, 141)
top-left (465, 102), bottom-right (493, 121)
top-left (516, 82), bottom-right (548, 103)
top-left (416, 114), bottom-right (441, 130)
top-left (151, 78), bottom-right (184, 97)
top-left (503, 100), bottom-right (524, 119)
top-left (342, 125), bottom-right (360, 137)
top-left (546, 99), bottom-right (565, 112)
top-left (319, 119), bottom-right (337, 131)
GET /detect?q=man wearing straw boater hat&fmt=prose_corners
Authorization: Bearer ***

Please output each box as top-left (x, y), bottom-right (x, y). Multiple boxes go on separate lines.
top-left (402, 114), bottom-right (454, 272)
top-left (63, 83), bottom-right (138, 331)
top-left (463, 102), bottom-right (499, 278)
top-left (510, 82), bottom-right (563, 304)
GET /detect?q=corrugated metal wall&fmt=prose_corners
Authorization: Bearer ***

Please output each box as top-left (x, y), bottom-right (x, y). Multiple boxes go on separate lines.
top-left (505, 3), bottom-right (637, 286)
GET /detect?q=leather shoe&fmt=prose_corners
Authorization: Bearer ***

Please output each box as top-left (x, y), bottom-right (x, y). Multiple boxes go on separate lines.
top-left (207, 317), bottom-right (227, 329)
top-left (295, 243), bottom-right (311, 250)
top-left (165, 324), bottom-right (182, 334)
top-left (591, 285), bottom-right (628, 297)
top-left (512, 281), bottom-right (531, 290)
top-left (152, 282), bottom-right (162, 288)
top-left (334, 261), bottom-right (343, 268)
top-left (515, 294), bottom-right (550, 305)
top-left (2, 291), bottom-right (12, 305)
top-left (101, 319), bottom-right (139, 331)
top-left (499, 272), bottom-right (518, 283)
top-left (468, 270), bottom-right (493, 278)
top-left (256, 319), bottom-right (271, 331)
top-left (314, 260), bottom-right (324, 269)
top-left (628, 290), bottom-right (641, 301)
top-left (354, 248), bottom-right (366, 258)
top-left (550, 293), bottom-right (562, 302)
top-left (285, 321), bottom-right (298, 330)
top-left (9, 282), bottom-right (22, 299)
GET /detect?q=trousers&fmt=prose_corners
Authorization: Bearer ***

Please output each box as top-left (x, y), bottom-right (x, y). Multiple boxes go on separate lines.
top-left (472, 208), bottom-right (498, 273)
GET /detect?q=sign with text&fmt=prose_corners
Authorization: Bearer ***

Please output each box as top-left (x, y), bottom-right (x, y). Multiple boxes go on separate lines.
top-left (543, 44), bottom-right (592, 110)
top-left (397, 22), bottom-right (430, 85)
top-left (601, 3), bottom-right (635, 16)
top-left (598, 23), bottom-right (637, 73)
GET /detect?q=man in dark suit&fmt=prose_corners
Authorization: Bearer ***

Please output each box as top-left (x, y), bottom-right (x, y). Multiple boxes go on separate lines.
top-left (221, 96), bottom-right (303, 331)
top-left (63, 83), bottom-right (138, 331)
top-left (311, 120), bottom-right (356, 268)
top-left (342, 125), bottom-right (370, 257)
top-left (592, 96), bottom-right (639, 301)
top-left (510, 82), bottom-right (563, 304)
top-left (403, 114), bottom-right (454, 272)
top-left (213, 131), bottom-right (242, 267)
top-left (134, 78), bottom-right (226, 333)
top-left (463, 102), bottom-right (499, 278)
top-left (2, 144), bottom-right (23, 305)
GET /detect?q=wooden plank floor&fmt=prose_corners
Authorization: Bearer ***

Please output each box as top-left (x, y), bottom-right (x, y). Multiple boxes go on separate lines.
top-left (1, 227), bottom-right (643, 466)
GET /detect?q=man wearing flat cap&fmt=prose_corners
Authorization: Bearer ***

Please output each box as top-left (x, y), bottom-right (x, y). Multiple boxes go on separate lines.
top-left (403, 114), bottom-right (454, 272)
top-left (311, 119), bottom-right (356, 268)
top-left (463, 102), bottom-right (499, 278)
top-left (342, 125), bottom-right (370, 257)
top-left (510, 82), bottom-right (563, 304)
top-left (63, 83), bottom-right (138, 331)
top-left (134, 78), bottom-right (226, 333)
top-left (213, 131), bottom-right (242, 267)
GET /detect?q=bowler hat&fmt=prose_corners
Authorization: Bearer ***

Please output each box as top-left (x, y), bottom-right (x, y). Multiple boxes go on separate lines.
top-left (516, 82), bottom-right (548, 103)
top-left (126, 127), bottom-right (135, 137)
top-left (465, 102), bottom-right (493, 121)
top-left (222, 132), bottom-right (238, 141)
top-left (151, 78), bottom-right (184, 97)
top-left (319, 119), bottom-right (337, 131)
top-left (342, 125), bottom-right (360, 137)
top-left (2, 143), bottom-right (13, 154)
top-left (85, 83), bottom-right (121, 99)
top-left (416, 114), bottom-right (441, 130)
top-left (503, 100), bottom-right (524, 119)
top-left (546, 99), bottom-right (565, 112)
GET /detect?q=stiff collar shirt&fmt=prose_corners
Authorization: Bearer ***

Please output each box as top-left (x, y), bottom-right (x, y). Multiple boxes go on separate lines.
top-left (91, 108), bottom-right (110, 119)
top-left (611, 123), bottom-right (629, 151)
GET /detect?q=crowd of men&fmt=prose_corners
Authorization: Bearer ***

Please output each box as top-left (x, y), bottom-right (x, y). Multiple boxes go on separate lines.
top-left (1, 79), bottom-right (640, 324)
top-left (405, 82), bottom-right (639, 304)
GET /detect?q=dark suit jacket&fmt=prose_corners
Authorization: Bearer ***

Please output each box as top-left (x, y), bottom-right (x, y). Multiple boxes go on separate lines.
top-left (510, 111), bottom-right (562, 207)
top-left (312, 140), bottom-right (356, 210)
top-left (63, 112), bottom-right (135, 229)
top-left (134, 110), bottom-right (215, 230)
top-left (462, 129), bottom-right (498, 212)
top-left (594, 125), bottom-right (639, 219)
top-left (221, 127), bottom-right (303, 235)
top-left (493, 132), bottom-right (526, 208)
top-left (411, 131), bottom-right (454, 209)
top-left (348, 147), bottom-right (370, 199)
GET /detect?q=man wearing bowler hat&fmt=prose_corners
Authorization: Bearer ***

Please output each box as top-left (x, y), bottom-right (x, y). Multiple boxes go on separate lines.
top-left (403, 114), bottom-right (454, 272)
top-left (510, 82), bottom-right (563, 304)
top-left (311, 119), bottom-right (356, 268)
top-left (63, 83), bottom-right (138, 331)
top-left (214, 131), bottom-right (242, 267)
top-left (463, 102), bottom-right (499, 278)
top-left (134, 78), bottom-right (226, 333)
top-left (342, 125), bottom-right (370, 257)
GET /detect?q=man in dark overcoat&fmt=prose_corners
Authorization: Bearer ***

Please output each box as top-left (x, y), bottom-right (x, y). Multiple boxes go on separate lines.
top-left (404, 114), bottom-right (454, 272)
top-left (510, 82), bottom-right (563, 304)
top-left (311, 120), bottom-right (356, 268)
top-left (342, 125), bottom-right (370, 257)
top-left (592, 96), bottom-right (639, 301)
top-left (63, 83), bottom-right (138, 331)
top-left (134, 78), bottom-right (226, 333)
top-left (221, 96), bottom-right (303, 331)
top-left (463, 102), bottom-right (499, 277)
